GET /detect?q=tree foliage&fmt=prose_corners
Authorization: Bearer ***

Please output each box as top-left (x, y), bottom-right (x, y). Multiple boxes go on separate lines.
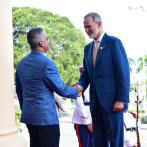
top-left (128, 58), bottom-right (135, 73)
top-left (13, 7), bottom-right (87, 85)
top-left (137, 54), bottom-right (147, 72)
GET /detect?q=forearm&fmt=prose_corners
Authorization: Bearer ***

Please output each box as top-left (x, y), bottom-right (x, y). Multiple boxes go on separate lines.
top-left (78, 59), bottom-right (90, 92)
top-left (16, 71), bottom-right (23, 110)
top-left (112, 39), bottom-right (130, 103)
top-left (44, 62), bottom-right (78, 99)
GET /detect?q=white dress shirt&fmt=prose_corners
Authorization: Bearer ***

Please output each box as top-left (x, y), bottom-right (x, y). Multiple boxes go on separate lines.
top-left (94, 32), bottom-right (105, 49)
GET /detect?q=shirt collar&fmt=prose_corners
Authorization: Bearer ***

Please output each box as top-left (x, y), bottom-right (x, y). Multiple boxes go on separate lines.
top-left (94, 32), bottom-right (105, 42)
top-left (31, 49), bottom-right (45, 56)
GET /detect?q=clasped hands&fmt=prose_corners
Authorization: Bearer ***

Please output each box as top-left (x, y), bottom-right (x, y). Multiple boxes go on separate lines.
top-left (75, 85), bottom-right (124, 111)
top-left (75, 85), bottom-right (83, 97)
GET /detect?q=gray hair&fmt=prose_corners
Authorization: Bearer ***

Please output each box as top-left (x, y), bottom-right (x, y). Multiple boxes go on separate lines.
top-left (84, 12), bottom-right (103, 28)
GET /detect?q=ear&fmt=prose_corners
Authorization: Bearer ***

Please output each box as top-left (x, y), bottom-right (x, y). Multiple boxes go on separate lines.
top-left (97, 22), bottom-right (101, 28)
top-left (39, 41), bottom-right (44, 47)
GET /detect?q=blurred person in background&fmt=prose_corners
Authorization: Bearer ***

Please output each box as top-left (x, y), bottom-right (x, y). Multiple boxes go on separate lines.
top-left (72, 64), bottom-right (94, 147)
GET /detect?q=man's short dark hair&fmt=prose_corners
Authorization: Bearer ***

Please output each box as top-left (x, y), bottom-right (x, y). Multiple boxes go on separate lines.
top-left (27, 28), bottom-right (44, 49)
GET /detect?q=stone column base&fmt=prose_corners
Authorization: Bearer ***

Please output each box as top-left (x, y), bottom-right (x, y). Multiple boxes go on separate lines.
top-left (0, 133), bottom-right (28, 147)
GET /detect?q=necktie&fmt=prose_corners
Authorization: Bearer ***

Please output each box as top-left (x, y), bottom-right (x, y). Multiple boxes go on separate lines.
top-left (92, 40), bottom-right (99, 67)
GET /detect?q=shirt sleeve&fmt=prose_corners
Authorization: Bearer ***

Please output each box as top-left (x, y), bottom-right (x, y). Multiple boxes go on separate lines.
top-left (74, 96), bottom-right (91, 125)
top-left (43, 60), bottom-right (78, 99)
top-left (112, 39), bottom-right (130, 103)
top-left (78, 47), bottom-right (90, 92)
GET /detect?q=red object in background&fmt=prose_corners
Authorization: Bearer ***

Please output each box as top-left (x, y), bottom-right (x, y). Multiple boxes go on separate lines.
top-left (128, 111), bottom-right (137, 119)
top-left (134, 100), bottom-right (143, 103)
top-left (133, 97), bottom-right (143, 103)
top-left (71, 82), bottom-right (78, 87)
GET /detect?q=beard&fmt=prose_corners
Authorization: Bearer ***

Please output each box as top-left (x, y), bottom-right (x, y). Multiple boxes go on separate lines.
top-left (87, 28), bottom-right (99, 39)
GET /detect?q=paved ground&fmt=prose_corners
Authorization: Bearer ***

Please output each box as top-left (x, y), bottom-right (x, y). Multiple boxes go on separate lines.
top-left (139, 128), bottom-right (147, 147)
top-left (18, 122), bottom-right (78, 147)
top-left (18, 110), bottom-right (147, 147)
top-left (60, 122), bottom-right (78, 147)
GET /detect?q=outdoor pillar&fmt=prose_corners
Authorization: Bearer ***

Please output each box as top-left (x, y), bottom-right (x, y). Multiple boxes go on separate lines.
top-left (143, 55), bottom-right (147, 114)
top-left (0, 0), bottom-right (27, 146)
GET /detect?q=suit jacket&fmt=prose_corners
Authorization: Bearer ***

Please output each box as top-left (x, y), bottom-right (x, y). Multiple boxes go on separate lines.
top-left (16, 50), bottom-right (78, 125)
top-left (78, 33), bottom-right (130, 113)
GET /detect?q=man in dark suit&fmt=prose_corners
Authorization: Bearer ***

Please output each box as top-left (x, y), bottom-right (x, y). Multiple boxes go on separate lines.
top-left (16, 28), bottom-right (82, 147)
top-left (78, 13), bottom-right (130, 147)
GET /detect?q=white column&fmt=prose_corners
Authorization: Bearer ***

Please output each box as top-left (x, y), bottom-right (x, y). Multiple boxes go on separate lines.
top-left (0, 0), bottom-right (27, 146)
top-left (143, 55), bottom-right (147, 114)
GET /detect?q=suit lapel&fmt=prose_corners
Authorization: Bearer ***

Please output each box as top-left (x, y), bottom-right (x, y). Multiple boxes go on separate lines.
top-left (85, 41), bottom-right (94, 77)
top-left (94, 33), bottom-right (108, 68)
top-left (84, 33), bottom-right (109, 77)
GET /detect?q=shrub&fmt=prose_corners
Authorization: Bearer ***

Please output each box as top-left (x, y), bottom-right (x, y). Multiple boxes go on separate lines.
top-left (140, 115), bottom-right (147, 124)
top-left (15, 105), bottom-right (22, 132)
top-left (128, 110), bottom-right (145, 113)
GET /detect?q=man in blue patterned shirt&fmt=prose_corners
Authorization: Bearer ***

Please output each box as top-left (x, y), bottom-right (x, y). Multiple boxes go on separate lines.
top-left (16, 28), bottom-right (82, 147)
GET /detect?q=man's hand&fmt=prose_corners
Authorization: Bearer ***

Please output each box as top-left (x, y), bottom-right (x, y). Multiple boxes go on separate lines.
top-left (75, 85), bottom-right (83, 97)
top-left (87, 124), bottom-right (93, 133)
top-left (113, 101), bottom-right (124, 111)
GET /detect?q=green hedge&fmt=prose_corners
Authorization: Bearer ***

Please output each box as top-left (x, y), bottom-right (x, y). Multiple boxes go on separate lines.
top-left (15, 105), bottom-right (22, 132)
top-left (128, 110), bottom-right (145, 113)
top-left (140, 115), bottom-right (147, 124)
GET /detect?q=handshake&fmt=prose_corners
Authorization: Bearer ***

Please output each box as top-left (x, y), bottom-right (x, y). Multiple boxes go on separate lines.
top-left (75, 85), bottom-right (83, 97)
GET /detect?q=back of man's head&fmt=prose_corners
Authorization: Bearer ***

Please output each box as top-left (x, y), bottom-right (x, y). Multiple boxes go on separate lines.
top-left (27, 28), bottom-right (44, 49)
